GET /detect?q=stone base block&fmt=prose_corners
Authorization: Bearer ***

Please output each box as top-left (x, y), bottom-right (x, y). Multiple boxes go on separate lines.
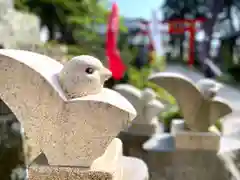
top-left (175, 131), bottom-right (220, 150)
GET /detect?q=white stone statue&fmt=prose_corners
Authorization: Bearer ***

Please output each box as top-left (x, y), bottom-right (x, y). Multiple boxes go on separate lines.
top-left (58, 55), bottom-right (112, 99)
top-left (148, 72), bottom-right (233, 132)
top-left (114, 84), bottom-right (165, 135)
top-left (218, 111), bottom-right (240, 180)
top-left (91, 138), bottom-right (149, 180)
top-left (0, 49), bottom-right (137, 166)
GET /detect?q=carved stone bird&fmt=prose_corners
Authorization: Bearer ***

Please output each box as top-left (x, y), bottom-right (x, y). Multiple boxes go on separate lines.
top-left (114, 84), bottom-right (165, 135)
top-left (148, 72), bottom-right (232, 132)
top-left (91, 138), bottom-right (149, 180)
top-left (0, 49), bottom-right (136, 166)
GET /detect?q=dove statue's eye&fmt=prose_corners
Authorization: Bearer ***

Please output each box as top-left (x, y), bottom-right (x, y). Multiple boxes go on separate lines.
top-left (85, 67), bottom-right (94, 74)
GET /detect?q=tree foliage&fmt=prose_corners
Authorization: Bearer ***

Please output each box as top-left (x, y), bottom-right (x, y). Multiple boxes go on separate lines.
top-left (14, 0), bottom-right (126, 47)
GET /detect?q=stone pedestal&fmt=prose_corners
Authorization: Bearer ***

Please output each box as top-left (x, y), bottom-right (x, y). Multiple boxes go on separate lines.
top-left (118, 131), bottom-right (174, 180)
top-left (119, 130), bottom-right (231, 180)
top-left (29, 165), bottom-right (112, 180)
top-left (173, 132), bottom-right (229, 180)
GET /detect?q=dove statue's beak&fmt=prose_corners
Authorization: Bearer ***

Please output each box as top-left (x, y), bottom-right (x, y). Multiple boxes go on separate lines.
top-left (101, 68), bottom-right (112, 81)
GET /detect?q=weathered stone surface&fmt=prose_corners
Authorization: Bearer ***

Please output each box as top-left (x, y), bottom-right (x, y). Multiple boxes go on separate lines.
top-left (0, 49), bottom-right (136, 166)
top-left (29, 166), bottom-right (112, 180)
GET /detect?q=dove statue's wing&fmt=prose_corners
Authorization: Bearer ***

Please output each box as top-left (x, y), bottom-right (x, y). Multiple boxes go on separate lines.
top-left (114, 84), bottom-right (142, 110)
top-left (148, 72), bottom-right (203, 121)
top-left (0, 49), bottom-right (65, 163)
top-left (145, 99), bottom-right (165, 123)
top-left (210, 96), bottom-right (233, 125)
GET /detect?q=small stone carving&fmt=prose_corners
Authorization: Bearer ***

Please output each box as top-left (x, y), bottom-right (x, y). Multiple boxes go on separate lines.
top-left (90, 138), bottom-right (149, 180)
top-left (149, 72), bottom-right (233, 132)
top-left (114, 84), bottom-right (165, 135)
top-left (58, 55), bottom-right (112, 99)
top-left (218, 111), bottom-right (240, 180)
top-left (171, 119), bottom-right (185, 134)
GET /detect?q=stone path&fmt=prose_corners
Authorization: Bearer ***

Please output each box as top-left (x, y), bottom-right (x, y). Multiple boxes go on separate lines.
top-left (164, 64), bottom-right (240, 110)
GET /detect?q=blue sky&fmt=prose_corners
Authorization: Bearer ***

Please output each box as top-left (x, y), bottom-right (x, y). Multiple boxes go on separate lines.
top-left (108, 0), bottom-right (165, 20)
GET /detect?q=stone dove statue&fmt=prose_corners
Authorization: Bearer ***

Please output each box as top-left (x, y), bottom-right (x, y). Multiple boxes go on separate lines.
top-left (218, 111), bottom-right (240, 180)
top-left (0, 49), bottom-right (137, 166)
top-left (148, 72), bottom-right (232, 132)
top-left (58, 55), bottom-right (112, 99)
top-left (114, 84), bottom-right (165, 135)
top-left (90, 138), bottom-right (149, 180)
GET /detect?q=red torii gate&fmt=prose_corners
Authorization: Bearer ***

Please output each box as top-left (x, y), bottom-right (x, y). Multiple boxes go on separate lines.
top-left (134, 17), bottom-right (207, 65)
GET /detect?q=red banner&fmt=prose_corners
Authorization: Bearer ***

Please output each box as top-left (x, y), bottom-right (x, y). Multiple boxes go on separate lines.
top-left (106, 2), bottom-right (126, 80)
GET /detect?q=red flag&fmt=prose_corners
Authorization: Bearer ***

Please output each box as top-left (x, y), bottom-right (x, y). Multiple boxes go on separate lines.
top-left (106, 2), bottom-right (126, 80)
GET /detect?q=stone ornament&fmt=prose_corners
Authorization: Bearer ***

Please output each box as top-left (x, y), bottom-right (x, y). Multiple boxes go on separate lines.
top-left (0, 49), bottom-right (136, 166)
top-left (218, 111), bottom-right (240, 180)
top-left (114, 84), bottom-right (165, 135)
top-left (90, 138), bottom-right (149, 180)
top-left (149, 72), bottom-right (232, 132)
